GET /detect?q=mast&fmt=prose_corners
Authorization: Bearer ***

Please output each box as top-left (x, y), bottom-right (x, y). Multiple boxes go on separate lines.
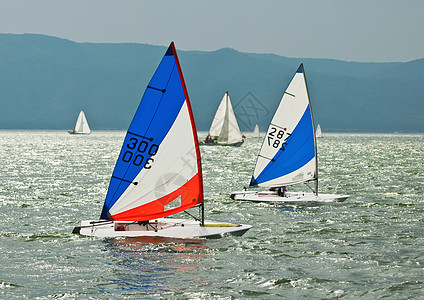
top-left (302, 63), bottom-right (319, 195)
top-left (171, 42), bottom-right (205, 222)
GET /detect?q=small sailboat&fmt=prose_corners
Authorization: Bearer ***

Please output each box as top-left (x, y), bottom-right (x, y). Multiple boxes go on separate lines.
top-left (202, 92), bottom-right (245, 146)
top-left (316, 124), bottom-right (323, 138)
top-left (253, 124), bottom-right (260, 138)
top-left (68, 110), bottom-right (91, 134)
top-left (230, 64), bottom-right (348, 204)
top-left (73, 43), bottom-right (251, 238)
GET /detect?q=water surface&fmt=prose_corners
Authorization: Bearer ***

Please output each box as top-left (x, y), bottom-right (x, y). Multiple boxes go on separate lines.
top-left (0, 131), bottom-right (423, 299)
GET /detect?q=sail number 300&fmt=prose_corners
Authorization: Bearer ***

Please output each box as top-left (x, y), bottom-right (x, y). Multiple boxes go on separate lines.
top-left (267, 127), bottom-right (291, 150)
top-left (122, 137), bottom-right (159, 169)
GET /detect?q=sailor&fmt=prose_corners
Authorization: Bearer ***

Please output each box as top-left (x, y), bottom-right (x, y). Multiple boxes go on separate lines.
top-left (277, 186), bottom-right (286, 197)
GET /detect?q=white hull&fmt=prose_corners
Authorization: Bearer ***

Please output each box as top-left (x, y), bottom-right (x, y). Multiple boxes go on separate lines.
top-left (230, 190), bottom-right (349, 204)
top-left (73, 218), bottom-right (251, 239)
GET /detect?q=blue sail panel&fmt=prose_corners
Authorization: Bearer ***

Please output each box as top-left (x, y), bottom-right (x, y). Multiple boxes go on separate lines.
top-left (252, 107), bottom-right (315, 186)
top-left (100, 44), bottom-right (186, 220)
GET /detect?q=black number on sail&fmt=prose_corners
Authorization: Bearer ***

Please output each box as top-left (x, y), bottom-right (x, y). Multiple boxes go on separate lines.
top-left (267, 126), bottom-right (290, 148)
top-left (122, 138), bottom-right (159, 169)
top-left (133, 154), bottom-right (144, 166)
top-left (127, 138), bottom-right (138, 149)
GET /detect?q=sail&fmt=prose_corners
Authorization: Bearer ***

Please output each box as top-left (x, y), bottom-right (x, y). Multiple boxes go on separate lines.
top-left (207, 92), bottom-right (243, 144)
top-left (250, 64), bottom-right (317, 188)
top-left (316, 124), bottom-right (322, 138)
top-left (217, 92), bottom-right (243, 144)
top-left (208, 94), bottom-right (227, 138)
top-left (253, 124), bottom-right (260, 137)
top-left (100, 42), bottom-right (203, 221)
top-left (74, 110), bottom-right (91, 134)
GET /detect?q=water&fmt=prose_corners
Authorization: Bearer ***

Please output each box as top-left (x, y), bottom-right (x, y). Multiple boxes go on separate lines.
top-left (0, 131), bottom-right (423, 299)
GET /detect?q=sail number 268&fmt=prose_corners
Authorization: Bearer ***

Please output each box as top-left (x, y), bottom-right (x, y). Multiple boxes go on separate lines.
top-left (267, 127), bottom-right (291, 150)
top-left (122, 137), bottom-right (159, 169)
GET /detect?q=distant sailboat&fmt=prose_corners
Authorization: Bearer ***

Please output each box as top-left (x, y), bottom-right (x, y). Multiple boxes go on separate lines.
top-left (73, 43), bottom-right (251, 238)
top-left (253, 124), bottom-right (260, 138)
top-left (316, 124), bottom-right (323, 138)
top-left (231, 64), bottom-right (348, 204)
top-left (202, 92), bottom-right (244, 146)
top-left (69, 110), bottom-right (91, 134)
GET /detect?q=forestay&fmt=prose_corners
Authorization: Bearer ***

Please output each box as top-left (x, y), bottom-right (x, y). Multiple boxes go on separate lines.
top-left (100, 43), bottom-right (203, 221)
top-left (250, 64), bottom-right (317, 188)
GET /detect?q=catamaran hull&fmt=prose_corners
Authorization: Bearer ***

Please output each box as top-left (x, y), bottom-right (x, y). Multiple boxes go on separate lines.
top-left (73, 218), bottom-right (251, 239)
top-left (230, 190), bottom-right (349, 204)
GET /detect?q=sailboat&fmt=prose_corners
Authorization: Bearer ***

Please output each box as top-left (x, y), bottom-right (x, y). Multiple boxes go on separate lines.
top-left (73, 43), bottom-right (251, 238)
top-left (316, 124), bottom-right (323, 138)
top-left (202, 92), bottom-right (245, 146)
top-left (230, 64), bottom-right (348, 204)
top-left (253, 124), bottom-right (260, 138)
top-left (68, 110), bottom-right (91, 134)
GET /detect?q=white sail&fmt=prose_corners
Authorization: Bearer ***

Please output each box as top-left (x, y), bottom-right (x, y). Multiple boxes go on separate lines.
top-left (253, 124), bottom-right (260, 138)
top-left (207, 92), bottom-right (243, 146)
top-left (74, 110), bottom-right (91, 134)
top-left (208, 95), bottom-right (227, 137)
top-left (218, 92), bottom-right (243, 144)
top-left (316, 124), bottom-right (322, 138)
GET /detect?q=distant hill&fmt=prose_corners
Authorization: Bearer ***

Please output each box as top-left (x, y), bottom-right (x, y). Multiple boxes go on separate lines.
top-left (0, 33), bottom-right (423, 132)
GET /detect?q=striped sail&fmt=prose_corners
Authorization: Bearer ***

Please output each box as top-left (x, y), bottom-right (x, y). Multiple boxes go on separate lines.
top-left (250, 64), bottom-right (317, 188)
top-left (100, 42), bottom-right (203, 221)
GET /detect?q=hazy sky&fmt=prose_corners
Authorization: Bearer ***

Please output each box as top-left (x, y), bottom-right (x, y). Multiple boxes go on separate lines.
top-left (1, 0), bottom-right (423, 62)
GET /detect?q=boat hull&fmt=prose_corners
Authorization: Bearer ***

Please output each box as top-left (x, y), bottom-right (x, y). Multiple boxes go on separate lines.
top-left (73, 218), bottom-right (251, 239)
top-left (230, 190), bottom-right (349, 204)
top-left (200, 139), bottom-right (244, 147)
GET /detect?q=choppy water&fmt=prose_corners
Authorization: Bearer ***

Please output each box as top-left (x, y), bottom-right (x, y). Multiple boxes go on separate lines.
top-left (0, 131), bottom-right (423, 299)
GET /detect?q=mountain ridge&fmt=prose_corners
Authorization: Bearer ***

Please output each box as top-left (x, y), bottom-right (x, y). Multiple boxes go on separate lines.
top-left (0, 33), bottom-right (422, 132)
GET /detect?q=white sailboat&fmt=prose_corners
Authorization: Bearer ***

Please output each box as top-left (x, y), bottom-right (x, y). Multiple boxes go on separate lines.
top-left (73, 43), bottom-right (251, 238)
top-left (316, 124), bottom-right (323, 138)
top-left (69, 110), bottom-right (91, 134)
top-left (253, 124), bottom-right (260, 138)
top-left (230, 64), bottom-right (348, 204)
top-left (202, 92), bottom-right (245, 146)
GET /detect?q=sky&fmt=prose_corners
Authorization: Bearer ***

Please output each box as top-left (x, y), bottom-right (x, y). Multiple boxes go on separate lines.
top-left (0, 0), bottom-right (423, 62)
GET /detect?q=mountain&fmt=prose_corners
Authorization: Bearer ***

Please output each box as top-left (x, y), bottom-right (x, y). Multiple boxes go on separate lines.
top-left (0, 33), bottom-right (423, 132)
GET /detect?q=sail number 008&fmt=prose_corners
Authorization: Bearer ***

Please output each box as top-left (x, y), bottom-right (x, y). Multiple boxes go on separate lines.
top-left (267, 127), bottom-right (291, 150)
top-left (122, 137), bottom-right (159, 169)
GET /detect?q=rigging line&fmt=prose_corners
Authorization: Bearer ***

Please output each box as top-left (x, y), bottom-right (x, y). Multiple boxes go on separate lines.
top-left (184, 210), bottom-right (200, 222)
top-left (79, 221), bottom-right (114, 229)
top-left (304, 182), bottom-right (315, 193)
